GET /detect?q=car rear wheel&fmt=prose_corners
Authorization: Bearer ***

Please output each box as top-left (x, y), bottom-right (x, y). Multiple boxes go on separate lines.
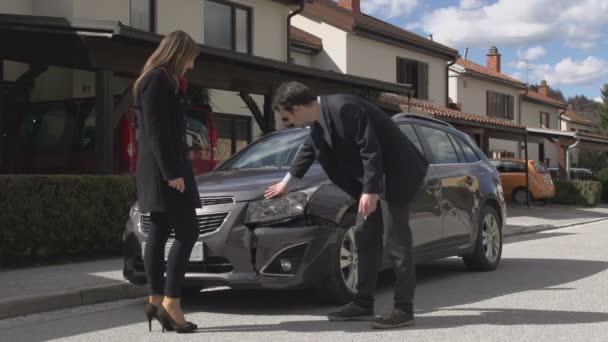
top-left (462, 205), bottom-right (502, 271)
top-left (316, 215), bottom-right (358, 304)
top-left (513, 187), bottom-right (531, 205)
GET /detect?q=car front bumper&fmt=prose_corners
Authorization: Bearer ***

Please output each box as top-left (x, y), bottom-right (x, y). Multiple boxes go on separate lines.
top-left (123, 210), bottom-right (341, 291)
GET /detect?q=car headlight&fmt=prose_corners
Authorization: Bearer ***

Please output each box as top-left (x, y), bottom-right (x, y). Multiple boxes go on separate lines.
top-left (246, 188), bottom-right (318, 225)
top-left (129, 202), bottom-right (140, 221)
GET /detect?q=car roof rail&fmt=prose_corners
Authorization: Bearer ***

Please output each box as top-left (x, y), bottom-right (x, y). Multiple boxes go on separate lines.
top-left (392, 112), bottom-right (454, 128)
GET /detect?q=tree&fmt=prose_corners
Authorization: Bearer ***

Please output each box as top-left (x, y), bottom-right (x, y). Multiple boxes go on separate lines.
top-left (600, 83), bottom-right (608, 133)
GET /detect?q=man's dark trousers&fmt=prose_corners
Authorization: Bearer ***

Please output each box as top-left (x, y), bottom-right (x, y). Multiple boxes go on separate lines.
top-left (354, 199), bottom-right (415, 313)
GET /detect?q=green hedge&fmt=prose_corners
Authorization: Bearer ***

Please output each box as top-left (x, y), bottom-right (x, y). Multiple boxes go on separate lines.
top-left (597, 168), bottom-right (608, 201)
top-left (0, 176), bottom-right (136, 269)
top-left (553, 180), bottom-right (602, 207)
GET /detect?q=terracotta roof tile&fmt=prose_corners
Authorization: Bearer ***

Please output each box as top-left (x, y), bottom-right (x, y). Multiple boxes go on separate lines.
top-left (378, 93), bottom-right (525, 129)
top-left (290, 26), bottom-right (323, 50)
top-left (561, 109), bottom-right (594, 125)
top-left (303, 0), bottom-right (458, 57)
top-left (456, 58), bottom-right (527, 87)
top-left (522, 89), bottom-right (567, 107)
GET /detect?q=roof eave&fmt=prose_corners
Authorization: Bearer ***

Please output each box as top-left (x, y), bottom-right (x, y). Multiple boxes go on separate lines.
top-left (353, 23), bottom-right (459, 60)
top-left (522, 95), bottom-right (567, 109)
top-left (462, 70), bottom-right (527, 89)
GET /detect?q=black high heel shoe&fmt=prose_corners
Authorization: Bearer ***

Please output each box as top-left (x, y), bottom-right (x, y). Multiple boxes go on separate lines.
top-left (144, 303), bottom-right (161, 332)
top-left (156, 306), bottom-right (198, 334)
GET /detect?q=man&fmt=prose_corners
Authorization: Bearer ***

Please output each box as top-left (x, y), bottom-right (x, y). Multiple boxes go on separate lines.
top-left (265, 82), bottom-right (429, 329)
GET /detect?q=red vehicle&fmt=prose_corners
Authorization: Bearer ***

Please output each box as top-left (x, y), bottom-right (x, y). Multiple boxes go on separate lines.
top-left (1, 96), bottom-right (218, 175)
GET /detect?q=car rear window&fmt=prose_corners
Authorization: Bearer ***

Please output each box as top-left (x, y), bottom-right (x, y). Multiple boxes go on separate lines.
top-left (534, 161), bottom-right (549, 173)
top-left (417, 125), bottom-right (460, 164)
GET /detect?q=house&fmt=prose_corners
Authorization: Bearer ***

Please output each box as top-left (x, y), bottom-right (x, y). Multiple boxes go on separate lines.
top-left (0, 0), bottom-right (408, 173)
top-left (560, 106), bottom-right (593, 133)
top-left (519, 80), bottom-right (567, 167)
top-left (290, 1), bottom-right (529, 155)
top-left (449, 47), bottom-right (529, 159)
top-left (291, 0), bottom-right (459, 106)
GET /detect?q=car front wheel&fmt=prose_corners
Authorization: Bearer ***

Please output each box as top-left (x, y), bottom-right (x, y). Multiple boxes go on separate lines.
top-left (316, 215), bottom-right (358, 304)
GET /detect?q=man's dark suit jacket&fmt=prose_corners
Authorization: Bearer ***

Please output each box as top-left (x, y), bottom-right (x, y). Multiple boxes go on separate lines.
top-left (134, 68), bottom-right (201, 213)
top-left (289, 94), bottom-right (429, 206)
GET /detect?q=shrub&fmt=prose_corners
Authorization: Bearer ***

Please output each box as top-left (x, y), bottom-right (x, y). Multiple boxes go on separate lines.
top-left (597, 168), bottom-right (608, 201)
top-left (553, 180), bottom-right (602, 207)
top-left (0, 175), bottom-right (136, 268)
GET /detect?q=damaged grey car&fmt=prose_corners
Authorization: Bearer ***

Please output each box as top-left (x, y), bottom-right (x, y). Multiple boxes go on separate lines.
top-left (123, 113), bottom-right (507, 304)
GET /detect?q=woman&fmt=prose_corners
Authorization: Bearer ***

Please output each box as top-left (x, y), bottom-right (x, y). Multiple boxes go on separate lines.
top-left (133, 30), bottom-right (201, 334)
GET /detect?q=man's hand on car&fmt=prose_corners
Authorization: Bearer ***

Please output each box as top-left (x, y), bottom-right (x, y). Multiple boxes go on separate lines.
top-left (265, 181), bottom-right (289, 199)
top-left (359, 193), bottom-right (379, 218)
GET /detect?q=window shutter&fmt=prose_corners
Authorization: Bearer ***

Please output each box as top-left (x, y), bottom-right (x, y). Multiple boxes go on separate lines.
top-left (487, 91), bottom-right (494, 117)
top-left (418, 62), bottom-right (429, 100)
top-left (396, 58), bottom-right (404, 84)
top-left (508, 95), bottom-right (514, 120)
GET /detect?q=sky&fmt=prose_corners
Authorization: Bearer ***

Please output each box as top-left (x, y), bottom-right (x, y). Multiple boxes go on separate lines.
top-left (358, 0), bottom-right (608, 102)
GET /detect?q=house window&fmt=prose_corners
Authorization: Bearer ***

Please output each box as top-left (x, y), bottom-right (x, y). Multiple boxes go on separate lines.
top-left (396, 57), bottom-right (429, 100)
top-left (486, 91), bottom-right (514, 120)
top-left (130, 0), bottom-right (156, 32)
top-left (204, 0), bottom-right (252, 54)
top-left (540, 112), bottom-right (549, 128)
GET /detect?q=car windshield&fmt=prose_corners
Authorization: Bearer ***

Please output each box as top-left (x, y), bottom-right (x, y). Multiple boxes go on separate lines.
top-left (219, 128), bottom-right (310, 171)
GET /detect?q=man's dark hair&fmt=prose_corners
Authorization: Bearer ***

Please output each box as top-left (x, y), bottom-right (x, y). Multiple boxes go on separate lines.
top-left (272, 81), bottom-right (317, 112)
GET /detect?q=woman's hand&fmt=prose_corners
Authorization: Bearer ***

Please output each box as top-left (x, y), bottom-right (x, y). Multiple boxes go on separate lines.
top-left (168, 178), bottom-right (185, 193)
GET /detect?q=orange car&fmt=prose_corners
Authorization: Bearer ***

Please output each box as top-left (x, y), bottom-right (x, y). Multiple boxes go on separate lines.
top-left (489, 159), bottom-right (555, 205)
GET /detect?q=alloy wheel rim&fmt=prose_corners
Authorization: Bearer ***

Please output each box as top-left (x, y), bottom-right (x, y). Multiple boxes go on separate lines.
top-left (482, 213), bottom-right (500, 262)
top-left (340, 226), bottom-right (358, 293)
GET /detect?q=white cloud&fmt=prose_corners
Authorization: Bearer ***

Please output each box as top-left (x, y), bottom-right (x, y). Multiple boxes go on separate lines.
top-left (361, 0), bottom-right (419, 18)
top-left (527, 56), bottom-right (608, 86)
top-left (594, 96), bottom-right (603, 103)
top-left (517, 46), bottom-right (547, 61)
top-left (419, 0), bottom-right (608, 49)
top-left (460, 0), bottom-right (485, 9)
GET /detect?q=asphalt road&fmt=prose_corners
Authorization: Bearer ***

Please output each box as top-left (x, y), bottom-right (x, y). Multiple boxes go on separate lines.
top-left (1, 221), bottom-right (607, 342)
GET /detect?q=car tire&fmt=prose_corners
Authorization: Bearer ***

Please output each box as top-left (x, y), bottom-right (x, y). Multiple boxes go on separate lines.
top-left (512, 187), bottom-right (531, 205)
top-left (316, 213), bottom-right (358, 305)
top-left (462, 205), bottom-right (502, 271)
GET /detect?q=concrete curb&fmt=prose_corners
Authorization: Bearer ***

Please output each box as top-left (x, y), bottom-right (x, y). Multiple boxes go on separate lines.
top-left (504, 218), bottom-right (608, 238)
top-left (0, 282), bottom-right (147, 320)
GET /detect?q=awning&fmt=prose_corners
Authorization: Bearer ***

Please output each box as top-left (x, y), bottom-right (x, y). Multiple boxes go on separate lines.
top-left (0, 14), bottom-right (412, 96)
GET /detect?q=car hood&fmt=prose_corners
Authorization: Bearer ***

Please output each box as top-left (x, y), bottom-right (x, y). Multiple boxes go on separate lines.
top-left (195, 166), bottom-right (328, 202)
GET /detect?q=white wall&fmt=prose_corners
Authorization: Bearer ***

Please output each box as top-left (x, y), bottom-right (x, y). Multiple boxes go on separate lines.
top-left (448, 71), bottom-right (459, 105)
top-left (157, 0), bottom-right (204, 43)
top-left (292, 15), bottom-right (348, 72)
top-left (457, 74), bottom-right (522, 122)
top-left (231, 0), bottom-right (289, 61)
top-left (210, 90), bottom-right (284, 140)
top-left (0, 0), bottom-right (33, 14)
top-left (347, 35), bottom-right (448, 106)
top-left (292, 51), bottom-right (313, 67)
top-left (562, 120), bottom-right (591, 132)
top-left (521, 101), bottom-right (560, 129)
top-left (31, 0), bottom-right (73, 17)
top-left (72, 0), bottom-right (129, 23)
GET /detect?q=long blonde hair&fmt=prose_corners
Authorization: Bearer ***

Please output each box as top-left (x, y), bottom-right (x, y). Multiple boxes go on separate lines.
top-left (134, 30), bottom-right (199, 94)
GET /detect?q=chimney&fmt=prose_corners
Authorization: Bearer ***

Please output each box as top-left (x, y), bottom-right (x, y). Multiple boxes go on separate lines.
top-left (539, 80), bottom-right (549, 97)
top-left (338, 0), bottom-right (361, 12)
top-left (486, 46), bottom-right (501, 73)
